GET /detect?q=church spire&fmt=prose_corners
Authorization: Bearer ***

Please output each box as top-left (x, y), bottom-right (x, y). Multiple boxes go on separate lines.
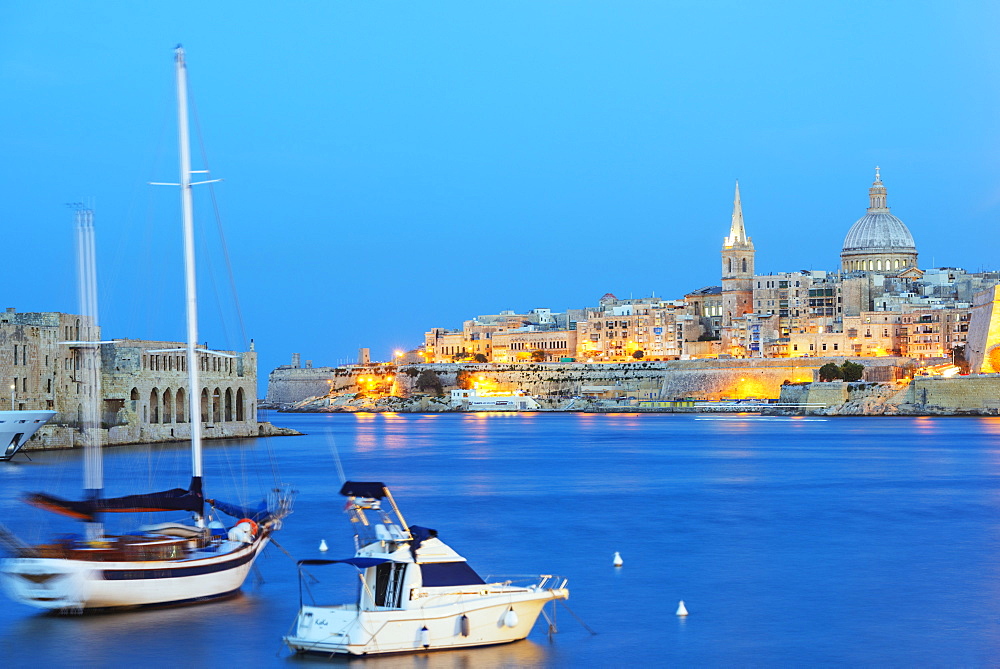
top-left (867, 165), bottom-right (889, 212)
top-left (724, 180), bottom-right (752, 248)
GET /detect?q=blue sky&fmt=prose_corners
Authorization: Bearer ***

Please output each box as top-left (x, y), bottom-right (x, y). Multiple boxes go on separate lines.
top-left (3, 2), bottom-right (999, 390)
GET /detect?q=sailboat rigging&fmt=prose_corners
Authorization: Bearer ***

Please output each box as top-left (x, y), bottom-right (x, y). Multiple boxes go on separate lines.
top-left (0, 46), bottom-right (293, 612)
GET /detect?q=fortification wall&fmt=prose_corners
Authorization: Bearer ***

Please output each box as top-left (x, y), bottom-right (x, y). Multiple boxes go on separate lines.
top-left (777, 374), bottom-right (1000, 415)
top-left (905, 374), bottom-right (1000, 412)
top-left (268, 358), bottom-right (909, 405)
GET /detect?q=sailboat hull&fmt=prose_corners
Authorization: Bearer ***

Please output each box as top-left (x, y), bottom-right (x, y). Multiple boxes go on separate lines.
top-left (0, 536), bottom-right (269, 612)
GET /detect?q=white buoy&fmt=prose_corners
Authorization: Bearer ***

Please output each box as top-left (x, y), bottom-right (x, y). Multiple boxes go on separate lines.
top-left (319, 539), bottom-right (328, 552)
top-left (676, 600), bottom-right (688, 616)
top-left (419, 625), bottom-right (430, 648)
top-left (613, 551), bottom-right (623, 567)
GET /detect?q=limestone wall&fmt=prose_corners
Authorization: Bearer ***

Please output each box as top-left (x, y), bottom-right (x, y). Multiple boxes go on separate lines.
top-left (268, 358), bottom-right (909, 405)
top-left (904, 375), bottom-right (1000, 412)
top-left (966, 286), bottom-right (1000, 373)
top-left (777, 374), bottom-right (1000, 415)
top-left (266, 364), bottom-right (393, 404)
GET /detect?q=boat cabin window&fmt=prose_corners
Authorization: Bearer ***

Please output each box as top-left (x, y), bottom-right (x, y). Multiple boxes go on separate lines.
top-left (374, 562), bottom-right (406, 608)
top-left (420, 561), bottom-right (485, 587)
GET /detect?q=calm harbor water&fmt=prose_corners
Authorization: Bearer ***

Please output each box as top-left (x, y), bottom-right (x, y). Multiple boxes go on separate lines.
top-left (2, 412), bottom-right (1000, 666)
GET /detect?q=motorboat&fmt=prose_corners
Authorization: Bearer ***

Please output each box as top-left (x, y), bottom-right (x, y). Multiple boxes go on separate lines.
top-left (0, 410), bottom-right (56, 461)
top-left (284, 481), bottom-right (568, 656)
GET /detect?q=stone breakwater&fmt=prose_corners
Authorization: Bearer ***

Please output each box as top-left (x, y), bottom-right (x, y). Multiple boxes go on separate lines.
top-left (268, 358), bottom-right (910, 407)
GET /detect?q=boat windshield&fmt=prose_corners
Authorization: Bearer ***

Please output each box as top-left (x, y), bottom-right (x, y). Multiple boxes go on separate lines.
top-left (341, 482), bottom-right (412, 548)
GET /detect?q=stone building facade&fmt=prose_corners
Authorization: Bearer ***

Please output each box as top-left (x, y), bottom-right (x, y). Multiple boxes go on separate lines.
top-left (1, 308), bottom-right (262, 448)
top-left (100, 338), bottom-right (259, 444)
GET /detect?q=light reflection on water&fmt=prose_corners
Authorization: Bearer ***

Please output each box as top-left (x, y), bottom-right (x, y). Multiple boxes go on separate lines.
top-left (2, 413), bottom-right (1000, 665)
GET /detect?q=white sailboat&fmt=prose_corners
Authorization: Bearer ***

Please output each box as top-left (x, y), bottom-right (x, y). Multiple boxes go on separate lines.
top-left (284, 482), bottom-right (568, 656)
top-left (0, 46), bottom-right (292, 612)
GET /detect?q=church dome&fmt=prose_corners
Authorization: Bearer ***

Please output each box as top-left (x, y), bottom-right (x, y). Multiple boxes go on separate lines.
top-left (840, 167), bottom-right (918, 274)
top-left (842, 211), bottom-right (916, 253)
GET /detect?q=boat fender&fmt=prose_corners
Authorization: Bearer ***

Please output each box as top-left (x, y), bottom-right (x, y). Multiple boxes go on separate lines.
top-left (460, 614), bottom-right (470, 637)
top-left (239, 519), bottom-right (259, 536)
top-left (419, 625), bottom-right (430, 648)
top-left (503, 607), bottom-right (519, 628)
top-left (228, 519), bottom-right (258, 543)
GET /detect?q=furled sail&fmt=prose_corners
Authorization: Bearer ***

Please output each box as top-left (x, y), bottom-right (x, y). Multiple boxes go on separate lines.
top-left (26, 486), bottom-right (203, 521)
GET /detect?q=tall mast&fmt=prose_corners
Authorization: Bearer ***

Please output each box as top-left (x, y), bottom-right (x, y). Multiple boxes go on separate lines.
top-left (75, 206), bottom-right (103, 540)
top-left (175, 46), bottom-right (204, 501)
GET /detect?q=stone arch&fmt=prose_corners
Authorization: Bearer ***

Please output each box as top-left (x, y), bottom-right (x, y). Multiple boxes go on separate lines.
top-left (175, 387), bottom-right (186, 423)
top-left (201, 388), bottom-right (210, 423)
top-left (741, 257), bottom-right (747, 273)
top-left (213, 387), bottom-right (222, 423)
top-left (236, 387), bottom-right (245, 421)
top-left (149, 388), bottom-right (160, 423)
top-left (224, 388), bottom-right (234, 422)
top-left (162, 388), bottom-right (173, 424)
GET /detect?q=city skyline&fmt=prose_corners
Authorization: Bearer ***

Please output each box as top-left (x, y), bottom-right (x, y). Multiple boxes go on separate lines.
top-left (4, 2), bottom-right (999, 382)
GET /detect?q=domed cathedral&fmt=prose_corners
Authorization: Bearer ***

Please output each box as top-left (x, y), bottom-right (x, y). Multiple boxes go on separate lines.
top-left (721, 181), bottom-right (755, 354)
top-left (841, 167), bottom-right (919, 274)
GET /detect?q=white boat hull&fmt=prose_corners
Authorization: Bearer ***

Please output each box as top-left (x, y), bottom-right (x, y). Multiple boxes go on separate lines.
top-left (0, 537), bottom-right (269, 612)
top-left (0, 410), bottom-right (56, 460)
top-left (285, 586), bottom-right (568, 656)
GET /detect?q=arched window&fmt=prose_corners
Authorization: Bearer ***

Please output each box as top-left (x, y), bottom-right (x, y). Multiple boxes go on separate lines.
top-left (224, 388), bottom-right (233, 422)
top-left (162, 389), bottom-right (173, 424)
top-left (727, 257), bottom-right (732, 273)
top-left (876, 259), bottom-right (882, 271)
top-left (236, 388), bottom-right (245, 421)
top-left (213, 388), bottom-right (222, 423)
top-left (175, 387), bottom-right (186, 423)
top-left (201, 388), bottom-right (210, 423)
top-left (149, 388), bottom-right (160, 423)
top-left (741, 258), bottom-right (747, 273)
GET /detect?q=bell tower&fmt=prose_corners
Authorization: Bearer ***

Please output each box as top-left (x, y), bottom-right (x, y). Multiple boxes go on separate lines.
top-left (721, 181), bottom-right (755, 353)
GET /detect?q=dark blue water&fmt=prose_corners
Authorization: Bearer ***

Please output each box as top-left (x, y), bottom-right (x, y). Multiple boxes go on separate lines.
top-left (2, 412), bottom-right (1000, 667)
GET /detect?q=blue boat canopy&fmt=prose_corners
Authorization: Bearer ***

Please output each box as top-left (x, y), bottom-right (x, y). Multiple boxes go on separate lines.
top-left (209, 497), bottom-right (272, 523)
top-left (298, 557), bottom-right (392, 568)
top-left (339, 481), bottom-right (387, 499)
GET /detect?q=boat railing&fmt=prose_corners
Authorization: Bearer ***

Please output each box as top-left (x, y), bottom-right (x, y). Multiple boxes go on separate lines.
top-left (482, 574), bottom-right (568, 591)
